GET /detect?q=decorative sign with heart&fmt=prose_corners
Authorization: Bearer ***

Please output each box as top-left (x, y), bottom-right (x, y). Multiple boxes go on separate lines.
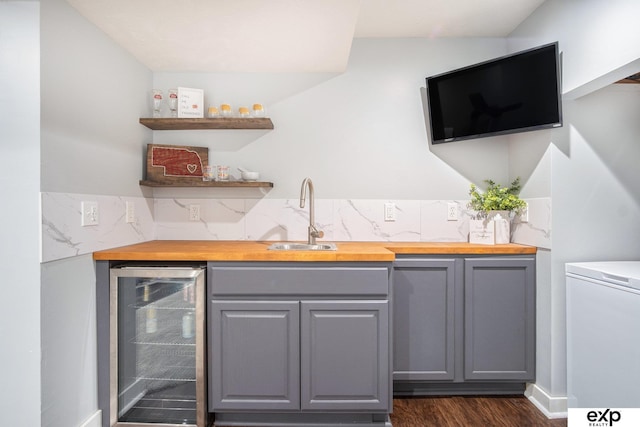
top-left (145, 144), bottom-right (209, 184)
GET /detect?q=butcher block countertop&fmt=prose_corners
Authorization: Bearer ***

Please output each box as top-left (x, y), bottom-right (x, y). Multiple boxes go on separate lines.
top-left (93, 240), bottom-right (537, 262)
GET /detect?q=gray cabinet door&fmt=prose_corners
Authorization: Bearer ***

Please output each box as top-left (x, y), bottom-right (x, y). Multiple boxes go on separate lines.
top-left (300, 300), bottom-right (389, 411)
top-left (210, 300), bottom-right (300, 410)
top-left (464, 258), bottom-right (535, 381)
top-left (393, 259), bottom-right (456, 381)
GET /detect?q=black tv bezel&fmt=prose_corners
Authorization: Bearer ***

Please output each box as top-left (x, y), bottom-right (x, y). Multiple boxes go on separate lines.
top-left (425, 42), bottom-right (563, 144)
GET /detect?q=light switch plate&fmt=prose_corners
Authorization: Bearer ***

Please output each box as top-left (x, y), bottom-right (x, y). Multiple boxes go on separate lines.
top-left (125, 201), bottom-right (135, 224)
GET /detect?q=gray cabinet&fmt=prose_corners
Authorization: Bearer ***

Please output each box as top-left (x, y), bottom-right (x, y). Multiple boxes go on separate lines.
top-left (208, 263), bottom-right (392, 419)
top-left (301, 300), bottom-right (389, 411)
top-left (393, 259), bottom-right (456, 381)
top-left (464, 258), bottom-right (536, 381)
top-left (210, 299), bottom-right (389, 412)
top-left (210, 300), bottom-right (300, 410)
top-left (393, 255), bottom-right (535, 392)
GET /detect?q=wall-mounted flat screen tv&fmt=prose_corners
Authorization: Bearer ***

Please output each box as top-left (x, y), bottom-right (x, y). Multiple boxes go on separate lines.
top-left (426, 42), bottom-right (562, 144)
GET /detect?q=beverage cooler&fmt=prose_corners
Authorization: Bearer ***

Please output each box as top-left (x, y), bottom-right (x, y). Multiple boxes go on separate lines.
top-left (110, 266), bottom-right (207, 427)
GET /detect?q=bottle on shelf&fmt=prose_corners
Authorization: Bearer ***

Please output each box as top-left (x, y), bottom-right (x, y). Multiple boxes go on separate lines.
top-left (182, 311), bottom-right (195, 339)
top-left (146, 307), bottom-right (157, 333)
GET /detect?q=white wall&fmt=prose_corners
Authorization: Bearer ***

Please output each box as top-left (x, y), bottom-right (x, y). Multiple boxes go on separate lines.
top-left (152, 38), bottom-right (513, 200)
top-left (507, 0), bottom-right (640, 412)
top-left (41, 0), bottom-right (151, 197)
top-left (509, 0), bottom-right (640, 99)
top-left (0, 2), bottom-right (42, 425)
top-left (554, 85), bottom-right (640, 262)
top-left (550, 83), bottom-right (640, 393)
top-left (39, 1), bottom-right (152, 426)
top-left (41, 255), bottom-right (99, 427)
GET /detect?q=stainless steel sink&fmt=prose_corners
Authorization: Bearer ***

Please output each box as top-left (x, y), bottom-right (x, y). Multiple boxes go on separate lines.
top-left (268, 242), bottom-right (337, 251)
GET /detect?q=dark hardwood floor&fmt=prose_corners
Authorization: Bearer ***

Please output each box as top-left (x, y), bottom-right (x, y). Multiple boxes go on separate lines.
top-left (391, 396), bottom-right (567, 427)
top-left (211, 396), bottom-right (567, 426)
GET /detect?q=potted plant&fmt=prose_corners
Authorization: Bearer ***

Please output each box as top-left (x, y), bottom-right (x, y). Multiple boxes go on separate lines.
top-left (468, 177), bottom-right (527, 244)
top-left (468, 177), bottom-right (527, 217)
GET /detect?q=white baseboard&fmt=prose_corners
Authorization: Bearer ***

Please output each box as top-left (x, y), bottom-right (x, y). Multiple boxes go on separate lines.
top-left (79, 410), bottom-right (102, 427)
top-left (525, 383), bottom-right (567, 419)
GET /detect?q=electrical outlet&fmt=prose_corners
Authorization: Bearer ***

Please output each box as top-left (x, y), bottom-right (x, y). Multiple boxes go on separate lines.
top-left (384, 202), bottom-right (396, 222)
top-left (521, 202), bottom-right (529, 223)
top-left (447, 202), bottom-right (458, 221)
top-left (189, 204), bottom-right (200, 221)
top-left (125, 201), bottom-right (135, 224)
top-left (81, 201), bottom-right (99, 226)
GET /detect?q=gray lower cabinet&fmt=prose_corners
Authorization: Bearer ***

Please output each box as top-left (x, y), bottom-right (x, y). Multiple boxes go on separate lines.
top-left (210, 300), bottom-right (300, 410)
top-left (464, 258), bottom-right (536, 381)
top-left (301, 300), bottom-right (389, 411)
top-left (393, 255), bottom-right (535, 392)
top-left (393, 259), bottom-right (456, 381)
top-left (210, 299), bottom-right (389, 411)
top-left (208, 262), bottom-right (392, 419)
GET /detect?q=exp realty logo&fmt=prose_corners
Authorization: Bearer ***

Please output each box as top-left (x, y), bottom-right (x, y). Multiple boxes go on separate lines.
top-left (585, 409), bottom-right (621, 426)
top-left (569, 408), bottom-right (640, 427)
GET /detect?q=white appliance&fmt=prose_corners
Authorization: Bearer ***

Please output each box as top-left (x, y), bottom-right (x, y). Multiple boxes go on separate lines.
top-left (566, 261), bottom-right (640, 408)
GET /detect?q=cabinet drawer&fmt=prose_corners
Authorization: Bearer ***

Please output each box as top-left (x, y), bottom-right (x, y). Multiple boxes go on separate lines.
top-left (209, 266), bottom-right (390, 296)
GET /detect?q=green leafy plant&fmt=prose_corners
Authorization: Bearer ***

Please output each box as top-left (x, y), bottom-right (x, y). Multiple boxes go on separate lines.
top-left (468, 177), bottom-right (527, 216)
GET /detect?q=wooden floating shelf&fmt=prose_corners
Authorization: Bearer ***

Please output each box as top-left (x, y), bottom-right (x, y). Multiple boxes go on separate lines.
top-left (139, 117), bottom-right (274, 130)
top-left (140, 180), bottom-right (274, 188)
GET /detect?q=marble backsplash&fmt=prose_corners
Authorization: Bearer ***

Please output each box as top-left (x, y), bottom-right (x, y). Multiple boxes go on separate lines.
top-left (41, 192), bottom-right (155, 262)
top-left (41, 192), bottom-right (551, 263)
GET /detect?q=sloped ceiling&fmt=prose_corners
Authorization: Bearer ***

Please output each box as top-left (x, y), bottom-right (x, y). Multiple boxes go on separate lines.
top-left (355, 0), bottom-right (545, 38)
top-left (65, 0), bottom-right (546, 72)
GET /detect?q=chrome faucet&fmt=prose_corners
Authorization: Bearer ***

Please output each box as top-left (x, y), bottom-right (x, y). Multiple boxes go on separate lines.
top-left (299, 177), bottom-right (324, 245)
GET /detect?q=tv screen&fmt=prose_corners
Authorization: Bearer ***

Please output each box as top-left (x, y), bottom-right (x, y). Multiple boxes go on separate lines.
top-left (426, 42), bottom-right (562, 144)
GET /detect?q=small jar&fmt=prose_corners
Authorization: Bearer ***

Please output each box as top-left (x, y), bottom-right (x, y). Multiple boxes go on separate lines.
top-left (220, 103), bottom-right (232, 117)
top-left (238, 106), bottom-right (250, 118)
top-left (202, 165), bottom-right (215, 181)
top-left (252, 103), bottom-right (265, 117)
top-left (217, 165), bottom-right (229, 181)
top-left (207, 106), bottom-right (219, 118)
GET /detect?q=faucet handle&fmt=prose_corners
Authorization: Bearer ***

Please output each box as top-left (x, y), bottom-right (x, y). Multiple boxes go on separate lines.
top-left (309, 225), bottom-right (324, 238)
top-left (308, 225), bottom-right (324, 244)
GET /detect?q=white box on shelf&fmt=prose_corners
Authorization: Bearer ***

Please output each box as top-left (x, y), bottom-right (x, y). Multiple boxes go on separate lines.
top-left (178, 87), bottom-right (204, 118)
top-left (469, 219), bottom-right (495, 245)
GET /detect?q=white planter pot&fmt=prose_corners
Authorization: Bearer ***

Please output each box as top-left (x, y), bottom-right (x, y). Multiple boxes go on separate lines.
top-left (487, 211), bottom-right (511, 244)
top-left (469, 211), bottom-right (512, 245)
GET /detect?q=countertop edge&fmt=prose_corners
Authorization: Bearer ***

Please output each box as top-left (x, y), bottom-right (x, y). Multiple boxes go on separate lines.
top-left (93, 241), bottom-right (537, 262)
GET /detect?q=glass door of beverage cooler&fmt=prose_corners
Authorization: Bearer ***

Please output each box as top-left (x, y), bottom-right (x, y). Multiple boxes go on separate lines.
top-left (110, 266), bottom-right (206, 427)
